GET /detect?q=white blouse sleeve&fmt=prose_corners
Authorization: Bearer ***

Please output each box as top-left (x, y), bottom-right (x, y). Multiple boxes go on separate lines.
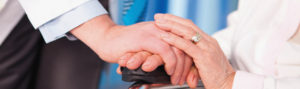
top-left (233, 71), bottom-right (300, 89)
top-left (232, 71), bottom-right (265, 89)
top-left (212, 0), bottom-right (256, 60)
top-left (212, 10), bottom-right (240, 60)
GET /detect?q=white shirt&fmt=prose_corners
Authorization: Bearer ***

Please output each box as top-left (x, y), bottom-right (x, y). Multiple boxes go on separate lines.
top-left (0, 0), bottom-right (107, 45)
top-left (213, 0), bottom-right (300, 89)
top-left (18, 0), bottom-right (107, 43)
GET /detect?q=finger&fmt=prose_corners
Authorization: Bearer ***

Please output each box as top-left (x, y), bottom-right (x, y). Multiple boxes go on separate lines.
top-left (118, 53), bottom-right (134, 67)
top-left (187, 66), bottom-right (199, 88)
top-left (179, 55), bottom-right (192, 85)
top-left (141, 55), bottom-right (164, 72)
top-left (155, 14), bottom-right (195, 29)
top-left (141, 37), bottom-right (177, 75)
top-left (155, 14), bottom-right (208, 37)
top-left (155, 17), bottom-right (197, 40)
top-left (116, 66), bottom-right (122, 74)
top-left (170, 47), bottom-right (185, 85)
top-left (160, 32), bottom-right (201, 59)
top-left (126, 51), bottom-right (151, 70)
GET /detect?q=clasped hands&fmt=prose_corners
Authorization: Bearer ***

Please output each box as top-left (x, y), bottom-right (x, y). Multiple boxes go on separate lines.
top-left (71, 13), bottom-right (235, 89)
top-left (116, 14), bottom-right (235, 89)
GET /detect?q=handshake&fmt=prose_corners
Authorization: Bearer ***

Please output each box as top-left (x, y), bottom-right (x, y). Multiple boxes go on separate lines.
top-left (71, 14), bottom-right (235, 89)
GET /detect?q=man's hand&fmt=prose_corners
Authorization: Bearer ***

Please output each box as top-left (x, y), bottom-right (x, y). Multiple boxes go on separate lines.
top-left (70, 14), bottom-right (177, 75)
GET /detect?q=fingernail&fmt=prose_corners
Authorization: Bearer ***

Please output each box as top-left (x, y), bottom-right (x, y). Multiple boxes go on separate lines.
top-left (143, 61), bottom-right (151, 68)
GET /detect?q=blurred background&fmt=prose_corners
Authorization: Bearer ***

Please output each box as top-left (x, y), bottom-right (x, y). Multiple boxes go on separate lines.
top-left (99, 0), bottom-right (238, 89)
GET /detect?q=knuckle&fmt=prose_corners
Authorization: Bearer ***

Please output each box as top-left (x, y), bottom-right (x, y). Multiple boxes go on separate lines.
top-left (140, 51), bottom-right (151, 57)
top-left (176, 50), bottom-right (184, 56)
top-left (186, 27), bottom-right (196, 37)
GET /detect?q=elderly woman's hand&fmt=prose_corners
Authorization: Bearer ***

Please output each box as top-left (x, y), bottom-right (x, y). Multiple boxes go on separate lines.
top-left (154, 14), bottom-right (236, 89)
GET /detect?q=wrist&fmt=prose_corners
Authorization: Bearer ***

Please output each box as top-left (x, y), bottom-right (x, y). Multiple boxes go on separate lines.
top-left (220, 72), bottom-right (236, 89)
top-left (71, 14), bottom-right (115, 39)
top-left (70, 14), bottom-right (117, 55)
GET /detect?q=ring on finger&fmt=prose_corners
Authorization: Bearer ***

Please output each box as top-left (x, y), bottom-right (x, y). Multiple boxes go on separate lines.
top-left (191, 32), bottom-right (201, 43)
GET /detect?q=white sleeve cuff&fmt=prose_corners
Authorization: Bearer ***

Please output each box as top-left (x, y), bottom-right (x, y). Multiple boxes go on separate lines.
top-left (38, 0), bottom-right (107, 43)
top-left (263, 76), bottom-right (276, 89)
top-left (232, 71), bottom-right (265, 89)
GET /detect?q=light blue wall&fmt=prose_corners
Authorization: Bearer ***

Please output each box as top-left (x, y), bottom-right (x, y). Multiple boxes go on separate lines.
top-left (168, 0), bottom-right (238, 35)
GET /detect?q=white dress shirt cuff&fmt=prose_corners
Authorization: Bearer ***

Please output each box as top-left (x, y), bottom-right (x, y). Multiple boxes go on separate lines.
top-left (38, 0), bottom-right (107, 43)
top-left (232, 71), bottom-right (265, 89)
